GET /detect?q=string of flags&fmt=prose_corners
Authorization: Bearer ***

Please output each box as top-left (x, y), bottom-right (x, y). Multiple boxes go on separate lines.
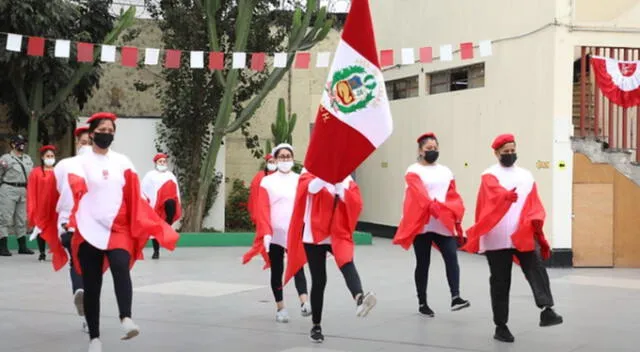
top-left (3, 32), bottom-right (493, 70)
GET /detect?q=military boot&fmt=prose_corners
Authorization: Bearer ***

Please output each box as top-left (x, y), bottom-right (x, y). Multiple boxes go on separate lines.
top-left (0, 237), bottom-right (11, 256)
top-left (17, 237), bottom-right (34, 255)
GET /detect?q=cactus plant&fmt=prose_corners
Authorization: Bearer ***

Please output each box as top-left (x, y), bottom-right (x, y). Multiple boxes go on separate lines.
top-left (265, 98), bottom-right (297, 156)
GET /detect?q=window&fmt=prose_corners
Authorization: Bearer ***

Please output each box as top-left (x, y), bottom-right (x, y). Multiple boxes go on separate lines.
top-left (385, 76), bottom-right (419, 101)
top-left (427, 63), bottom-right (485, 95)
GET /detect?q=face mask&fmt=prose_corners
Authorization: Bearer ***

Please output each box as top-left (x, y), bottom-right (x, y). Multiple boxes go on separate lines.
top-left (423, 150), bottom-right (439, 164)
top-left (500, 153), bottom-right (517, 167)
top-left (93, 133), bottom-right (114, 149)
top-left (156, 164), bottom-right (168, 172)
top-left (15, 144), bottom-right (25, 151)
top-left (266, 163), bottom-right (277, 172)
top-left (43, 158), bottom-right (55, 167)
top-left (277, 161), bottom-right (294, 173)
top-left (77, 145), bottom-right (92, 155)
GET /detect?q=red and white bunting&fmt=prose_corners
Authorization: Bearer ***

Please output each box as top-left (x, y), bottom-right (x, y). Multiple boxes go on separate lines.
top-left (2, 32), bottom-right (493, 71)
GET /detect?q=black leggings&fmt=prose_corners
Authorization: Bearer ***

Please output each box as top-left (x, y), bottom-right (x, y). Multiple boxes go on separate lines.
top-left (413, 232), bottom-right (461, 305)
top-left (268, 243), bottom-right (307, 302)
top-left (37, 235), bottom-right (46, 254)
top-left (152, 199), bottom-right (177, 253)
top-left (78, 242), bottom-right (133, 340)
top-left (61, 233), bottom-right (83, 294)
top-left (304, 243), bottom-right (363, 325)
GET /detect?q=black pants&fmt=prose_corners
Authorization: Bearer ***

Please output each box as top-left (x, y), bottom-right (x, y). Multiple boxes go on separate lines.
top-left (304, 243), bottom-right (363, 325)
top-left (61, 233), bottom-right (83, 294)
top-left (78, 242), bottom-right (133, 339)
top-left (37, 235), bottom-right (46, 254)
top-left (413, 232), bottom-right (461, 304)
top-left (485, 249), bottom-right (554, 326)
top-left (268, 243), bottom-right (307, 302)
top-left (152, 199), bottom-right (177, 253)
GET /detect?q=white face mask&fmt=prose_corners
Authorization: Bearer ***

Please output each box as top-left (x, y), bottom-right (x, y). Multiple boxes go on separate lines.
top-left (277, 161), bottom-right (294, 173)
top-left (44, 158), bottom-right (55, 167)
top-left (266, 163), bottom-right (277, 172)
top-left (77, 145), bottom-right (92, 155)
top-left (156, 164), bottom-right (168, 172)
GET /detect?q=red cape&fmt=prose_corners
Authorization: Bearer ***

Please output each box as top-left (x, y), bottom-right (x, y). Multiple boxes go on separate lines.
top-left (461, 173), bottom-right (551, 262)
top-left (242, 184), bottom-right (273, 269)
top-left (71, 169), bottom-right (180, 275)
top-left (248, 170), bottom-right (267, 224)
top-left (393, 172), bottom-right (465, 250)
top-left (28, 167), bottom-right (68, 271)
top-left (283, 174), bottom-right (361, 286)
top-left (154, 180), bottom-right (182, 224)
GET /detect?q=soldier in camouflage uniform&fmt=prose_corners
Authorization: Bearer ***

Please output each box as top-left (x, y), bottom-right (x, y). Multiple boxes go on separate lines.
top-left (0, 135), bottom-right (34, 256)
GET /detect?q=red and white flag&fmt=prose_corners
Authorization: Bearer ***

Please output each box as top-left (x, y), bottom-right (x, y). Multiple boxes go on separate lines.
top-left (304, 0), bottom-right (393, 183)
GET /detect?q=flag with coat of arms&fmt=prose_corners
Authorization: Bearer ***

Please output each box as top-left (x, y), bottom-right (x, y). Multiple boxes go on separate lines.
top-left (303, 0), bottom-right (393, 183)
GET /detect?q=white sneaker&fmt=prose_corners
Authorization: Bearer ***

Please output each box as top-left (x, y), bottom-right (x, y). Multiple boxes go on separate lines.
top-left (300, 301), bottom-right (312, 317)
top-left (120, 317), bottom-right (140, 340)
top-left (73, 289), bottom-right (85, 316)
top-left (82, 320), bottom-right (89, 334)
top-left (275, 308), bottom-right (290, 323)
top-left (88, 339), bottom-right (101, 352)
top-left (356, 292), bottom-right (377, 318)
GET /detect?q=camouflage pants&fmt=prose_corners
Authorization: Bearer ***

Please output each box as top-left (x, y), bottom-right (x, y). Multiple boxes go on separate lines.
top-left (0, 184), bottom-right (26, 239)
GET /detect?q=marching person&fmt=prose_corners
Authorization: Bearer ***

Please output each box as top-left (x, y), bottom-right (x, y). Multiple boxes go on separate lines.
top-left (141, 153), bottom-right (182, 259)
top-left (0, 134), bottom-right (34, 256)
top-left (284, 170), bottom-right (376, 343)
top-left (248, 154), bottom-right (277, 225)
top-left (68, 112), bottom-right (179, 352)
top-left (49, 126), bottom-right (93, 331)
top-left (393, 132), bottom-right (470, 317)
top-left (27, 145), bottom-right (58, 262)
top-left (462, 133), bottom-right (563, 343)
top-left (242, 143), bottom-right (311, 323)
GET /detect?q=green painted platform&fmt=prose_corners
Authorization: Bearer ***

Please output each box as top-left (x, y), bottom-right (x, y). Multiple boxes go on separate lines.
top-left (6, 231), bottom-right (373, 250)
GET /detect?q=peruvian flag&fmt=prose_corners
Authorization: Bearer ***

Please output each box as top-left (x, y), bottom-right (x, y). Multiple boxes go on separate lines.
top-left (304, 0), bottom-right (393, 183)
top-left (591, 56), bottom-right (640, 108)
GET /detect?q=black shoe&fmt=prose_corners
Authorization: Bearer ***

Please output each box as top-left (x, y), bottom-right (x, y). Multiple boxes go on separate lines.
top-left (418, 304), bottom-right (435, 317)
top-left (494, 325), bottom-right (515, 343)
top-left (17, 237), bottom-right (34, 255)
top-left (451, 296), bottom-right (470, 311)
top-left (152, 252), bottom-right (159, 260)
top-left (540, 307), bottom-right (563, 327)
top-left (309, 325), bottom-right (324, 343)
top-left (38, 253), bottom-right (46, 261)
top-left (0, 238), bottom-right (11, 256)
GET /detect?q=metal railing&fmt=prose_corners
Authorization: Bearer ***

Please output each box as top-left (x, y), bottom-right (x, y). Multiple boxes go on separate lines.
top-left (577, 46), bottom-right (640, 162)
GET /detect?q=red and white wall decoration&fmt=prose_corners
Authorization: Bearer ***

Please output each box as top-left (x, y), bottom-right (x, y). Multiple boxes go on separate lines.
top-left (591, 56), bottom-right (640, 108)
top-left (3, 32), bottom-right (493, 71)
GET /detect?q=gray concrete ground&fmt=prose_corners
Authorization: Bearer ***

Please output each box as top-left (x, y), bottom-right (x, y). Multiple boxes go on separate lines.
top-left (1, 238), bottom-right (638, 352)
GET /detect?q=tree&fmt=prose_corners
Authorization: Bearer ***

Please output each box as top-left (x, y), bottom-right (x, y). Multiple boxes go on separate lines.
top-left (148, 0), bottom-right (332, 231)
top-left (0, 0), bottom-right (135, 160)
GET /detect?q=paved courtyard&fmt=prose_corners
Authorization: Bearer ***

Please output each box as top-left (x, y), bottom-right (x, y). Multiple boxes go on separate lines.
top-left (1, 238), bottom-right (638, 352)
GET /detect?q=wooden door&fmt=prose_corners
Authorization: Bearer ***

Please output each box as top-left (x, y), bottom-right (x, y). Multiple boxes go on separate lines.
top-left (572, 183), bottom-right (614, 267)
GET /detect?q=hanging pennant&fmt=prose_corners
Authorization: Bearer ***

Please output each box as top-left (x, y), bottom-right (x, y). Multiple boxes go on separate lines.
top-left (592, 56), bottom-right (640, 108)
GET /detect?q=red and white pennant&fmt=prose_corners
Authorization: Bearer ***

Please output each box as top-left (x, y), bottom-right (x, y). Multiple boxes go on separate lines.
top-left (4, 32), bottom-right (493, 71)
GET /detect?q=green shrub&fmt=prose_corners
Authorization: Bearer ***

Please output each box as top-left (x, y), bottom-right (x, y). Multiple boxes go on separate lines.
top-left (225, 178), bottom-right (253, 231)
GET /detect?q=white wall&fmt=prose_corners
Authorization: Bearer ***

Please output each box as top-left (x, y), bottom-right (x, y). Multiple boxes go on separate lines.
top-left (78, 117), bottom-right (226, 231)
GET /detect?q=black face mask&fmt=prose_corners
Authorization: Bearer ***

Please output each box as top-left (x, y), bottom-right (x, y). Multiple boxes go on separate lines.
top-left (423, 150), bottom-right (439, 164)
top-left (500, 153), bottom-right (517, 167)
top-left (93, 133), bottom-right (114, 149)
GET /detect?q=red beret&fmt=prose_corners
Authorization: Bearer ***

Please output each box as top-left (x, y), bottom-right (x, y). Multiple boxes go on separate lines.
top-left (491, 133), bottom-right (516, 150)
top-left (153, 153), bottom-right (168, 163)
top-left (264, 154), bottom-right (273, 161)
top-left (87, 112), bottom-right (117, 124)
top-left (416, 132), bottom-right (437, 143)
top-left (39, 145), bottom-right (56, 153)
top-left (74, 126), bottom-right (89, 137)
